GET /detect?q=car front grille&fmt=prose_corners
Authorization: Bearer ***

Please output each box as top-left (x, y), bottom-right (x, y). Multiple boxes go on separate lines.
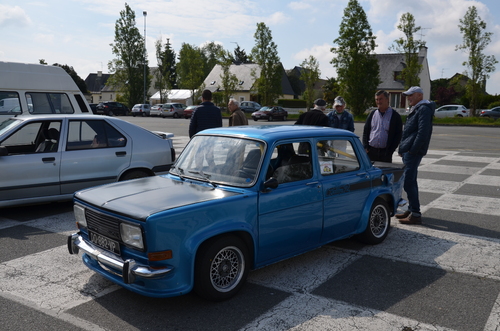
top-left (85, 208), bottom-right (121, 241)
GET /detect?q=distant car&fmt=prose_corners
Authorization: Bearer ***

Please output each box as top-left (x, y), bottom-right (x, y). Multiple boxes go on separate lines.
top-left (96, 102), bottom-right (129, 116)
top-left (252, 106), bottom-right (288, 121)
top-left (131, 104), bottom-right (151, 117)
top-left (434, 105), bottom-right (469, 118)
top-left (480, 107), bottom-right (500, 119)
top-left (161, 103), bottom-right (186, 118)
top-left (0, 114), bottom-right (175, 208)
top-left (67, 125), bottom-right (405, 301)
top-left (150, 104), bottom-right (165, 117)
top-left (240, 101), bottom-right (261, 113)
top-left (183, 105), bottom-right (198, 118)
top-left (89, 103), bottom-right (98, 114)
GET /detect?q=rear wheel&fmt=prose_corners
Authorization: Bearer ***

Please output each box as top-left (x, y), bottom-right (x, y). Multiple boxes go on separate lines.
top-left (355, 198), bottom-right (390, 244)
top-left (194, 236), bottom-right (249, 301)
top-left (173, 112), bottom-right (179, 118)
top-left (283, 115), bottom-right (287, 121)
top-left (253, 118), bottom-right (258, 121)
top-left (268, 116), bottom-right (273, 122)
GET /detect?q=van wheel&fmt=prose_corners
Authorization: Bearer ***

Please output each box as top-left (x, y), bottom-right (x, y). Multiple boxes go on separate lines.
top-left (194, 236), bottom-right (249, 301)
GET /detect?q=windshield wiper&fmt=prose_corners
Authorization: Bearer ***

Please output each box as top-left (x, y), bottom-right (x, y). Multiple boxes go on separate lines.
top-left (170, 165), bottom-right (186, 181)
top-left (188, 170), bottom-right (217, 188)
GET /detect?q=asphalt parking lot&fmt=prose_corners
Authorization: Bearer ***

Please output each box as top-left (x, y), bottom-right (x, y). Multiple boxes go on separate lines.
top-left (1, 120), bottom-right (499, 331)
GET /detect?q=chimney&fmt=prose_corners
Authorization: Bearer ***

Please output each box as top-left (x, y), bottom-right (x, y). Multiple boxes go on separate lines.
top-left (418, 46), bottom-right (428, 58)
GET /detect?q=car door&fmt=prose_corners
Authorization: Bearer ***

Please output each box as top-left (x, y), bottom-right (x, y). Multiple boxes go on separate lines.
top-left (257, 141), bottom-right (323, 264)
top-left (60, 119), bottom-right (132, 194)
top-left (316, 138), bottom-right (372, 240)
top-left (0, 120), bottom-right (62, 202)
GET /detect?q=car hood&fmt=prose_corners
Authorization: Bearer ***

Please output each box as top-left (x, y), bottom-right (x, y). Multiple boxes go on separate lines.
top-left (74, 176), bottom-right (241, 221)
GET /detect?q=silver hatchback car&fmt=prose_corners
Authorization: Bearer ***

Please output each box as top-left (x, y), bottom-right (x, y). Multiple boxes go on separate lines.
top-left (0, 114), bottom-right (175, 208)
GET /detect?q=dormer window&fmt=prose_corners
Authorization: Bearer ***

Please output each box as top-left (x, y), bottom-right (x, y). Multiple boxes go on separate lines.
top-left (210, 81), bottom-right (216, 85)
top-left (239, 81), bottom-right (244, 85)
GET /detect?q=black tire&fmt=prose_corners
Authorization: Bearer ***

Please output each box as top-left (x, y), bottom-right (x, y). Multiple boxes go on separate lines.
top-left (253, 118), bottom-right (258, 121)
top-left (283, 115), bottom-right (287, 121)
top-left (173, 112), bottom-right (179, 118)
top-left (268, 116), bottom-right (273, 122)
top-left (194, 236), bottom-right (249, 301)
top-left (356, 198), bottom-right (390, 244)
top-left (120, 170), bottom-right (150, 181)
top-left (456, 114), bottom-right (463, 117)
top-left (109, 110), bottom-right (114, 116)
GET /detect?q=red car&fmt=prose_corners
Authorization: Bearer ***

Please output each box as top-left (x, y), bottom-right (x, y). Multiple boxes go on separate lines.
top-left (251, 106), bottom-right (288, 121)
top-left (183, 105), bottom-right (198, 119)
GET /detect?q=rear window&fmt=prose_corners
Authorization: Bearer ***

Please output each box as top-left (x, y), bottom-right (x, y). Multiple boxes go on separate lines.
top-left (0, 92), bottom-right (21, 115)
top-left (27, 92), bottom-right (74, 114)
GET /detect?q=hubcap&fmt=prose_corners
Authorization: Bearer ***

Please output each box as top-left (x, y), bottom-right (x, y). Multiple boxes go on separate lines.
top-left (210, 246), bottom-right (244, 292)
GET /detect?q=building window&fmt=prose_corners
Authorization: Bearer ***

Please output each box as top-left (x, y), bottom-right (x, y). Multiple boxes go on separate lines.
top-left (390, 93), bottom-right (401, 109)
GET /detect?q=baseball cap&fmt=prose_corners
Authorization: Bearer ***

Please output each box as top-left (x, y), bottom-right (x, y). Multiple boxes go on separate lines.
top-left (333, 96), bottom-right (345, 106)
top-left (402, 86), bottom-right (424, 95)
top-left (314, 98), bottom-right (326, 107)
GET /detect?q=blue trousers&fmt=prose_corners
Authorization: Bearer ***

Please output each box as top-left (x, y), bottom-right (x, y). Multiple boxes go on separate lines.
top-left (402, 152), bottom-right (424, 216)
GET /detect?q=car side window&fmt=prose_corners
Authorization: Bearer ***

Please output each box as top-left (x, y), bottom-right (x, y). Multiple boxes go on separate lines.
top-left (269, 142), bottom-right (313, 184)
top-left (66, 120), bottom-right (126, 150)
top-left (316, 139), bottom-right (360, 176)
top-left (1, 121), bottom-right (61, 154)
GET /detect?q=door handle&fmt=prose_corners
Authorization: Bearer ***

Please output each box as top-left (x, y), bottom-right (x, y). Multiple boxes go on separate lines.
top-left (306, 181), bottom-right (319, 186)
top-left (115, 151), bottom-right (126, 156)
top-left (42, 157), bottom-right (55, 162)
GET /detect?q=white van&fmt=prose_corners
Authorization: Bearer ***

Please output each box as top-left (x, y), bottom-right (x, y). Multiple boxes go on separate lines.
top-left (0, 61), bottom-right (91, 122)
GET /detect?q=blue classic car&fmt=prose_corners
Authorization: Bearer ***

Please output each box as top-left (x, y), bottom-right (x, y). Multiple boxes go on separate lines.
top-left (68, 125), bottom-right (405, 301)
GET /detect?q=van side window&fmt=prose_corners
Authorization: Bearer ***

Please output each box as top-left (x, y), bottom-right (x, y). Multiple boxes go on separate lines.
top-left (0, 92), bottom-right (21, 114)
top-left (26, 93), bottom-right (74, 114)
top-left (74, 94), bottom-right (90, 113)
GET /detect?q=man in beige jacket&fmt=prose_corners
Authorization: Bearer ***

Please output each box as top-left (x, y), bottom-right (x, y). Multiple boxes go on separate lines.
top-left (228, 99), bottom-right (248, 126)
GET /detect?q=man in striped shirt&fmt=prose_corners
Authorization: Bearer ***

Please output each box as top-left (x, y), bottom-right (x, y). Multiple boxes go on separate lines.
top-left (362, 90), bottom-right (403, 163)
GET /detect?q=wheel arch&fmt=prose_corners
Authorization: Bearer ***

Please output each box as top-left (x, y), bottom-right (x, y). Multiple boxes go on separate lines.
top-left (118, 167), bottom-right (155, 181)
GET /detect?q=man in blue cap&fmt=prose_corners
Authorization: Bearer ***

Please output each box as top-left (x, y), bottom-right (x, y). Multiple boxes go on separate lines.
top-left (397, 86), bottom-right (435, 225)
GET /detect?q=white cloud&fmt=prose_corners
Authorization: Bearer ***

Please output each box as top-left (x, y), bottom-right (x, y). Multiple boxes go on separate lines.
top-left (267, 12), bottom-right (290, 25)
top-left (0, 5), bottom-right (32, 28)
top-left (294, 43), bottom-right (336, 79)
top-left (288, 1), bottom-right (312, 11)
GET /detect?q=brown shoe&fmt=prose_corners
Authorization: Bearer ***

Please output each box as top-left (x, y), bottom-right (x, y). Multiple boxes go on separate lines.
top-left (395, 210), bottom-right (411, 219)
top-left (399, 214), bottom-right (422, 225)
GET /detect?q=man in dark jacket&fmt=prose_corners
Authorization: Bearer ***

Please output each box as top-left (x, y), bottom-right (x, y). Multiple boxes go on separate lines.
top-left (295, 98), bottom-right (329, 126)
top-left (396, 86), bottom-right (435, 225)
top-left (327, 96), bottom-right (354, 132)
top-left (362, 90), bottom-right (402, 162)
top-left (189, 90), bottom-right (222, 138)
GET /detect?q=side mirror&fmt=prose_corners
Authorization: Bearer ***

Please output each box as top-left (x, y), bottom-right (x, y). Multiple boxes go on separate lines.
top-left (262, 177), bottom-right (278, 191)
top-left (0, 146), bottom-right (8, 156)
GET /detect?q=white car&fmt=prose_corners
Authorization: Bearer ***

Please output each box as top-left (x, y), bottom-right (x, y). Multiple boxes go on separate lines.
top-left (0, 114), bottom-right (175, 208)
top-left (149, 104), bottom-right (164, 117)
top-left (434, 105), bottom-right (469, 118)
top-left (131, 104), bottom-right (151, 117)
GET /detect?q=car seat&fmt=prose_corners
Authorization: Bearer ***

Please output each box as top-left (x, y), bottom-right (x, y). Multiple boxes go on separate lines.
top-left (36, 128), bottom-right (59, 152)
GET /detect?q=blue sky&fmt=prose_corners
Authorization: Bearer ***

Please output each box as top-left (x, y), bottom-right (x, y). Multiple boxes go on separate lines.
top-left (1, 0), bottom-right (499, 95)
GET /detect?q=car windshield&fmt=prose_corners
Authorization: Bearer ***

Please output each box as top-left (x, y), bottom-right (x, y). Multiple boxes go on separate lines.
top-left (0, 118), bottom-right (21, 136)
top-left (171, 135), bottom-right (265, 187)
top-left (259, 107), bottom-right (271, 112)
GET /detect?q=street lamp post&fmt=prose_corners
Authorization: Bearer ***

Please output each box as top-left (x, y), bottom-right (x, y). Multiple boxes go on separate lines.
top-left (143, 11), bottom-right (147, 105)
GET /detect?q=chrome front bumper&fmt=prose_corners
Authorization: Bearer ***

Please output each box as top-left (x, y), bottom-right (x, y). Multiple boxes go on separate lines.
top-left (67, 233), bottom-right (172, 284)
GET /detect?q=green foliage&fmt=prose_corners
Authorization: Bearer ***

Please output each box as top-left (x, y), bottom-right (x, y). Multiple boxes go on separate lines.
top-left (487, 100), bottom-right (500, 109)
top-left (390, 13), bottom-right (425, 88)
top-left (233, 45), bottom-right (251, 64)
top-left (108, 3), bottom-right (150, 107)
top-left (201, 42), bottom-right (226, 78)
top-left (251, 22), bottom-right (283, 106)
top-left (177, 43), bottom-right (206, 103)
top-left (456, 6), bottom-right (498, 116)
top-left (219, 52), bottom-right (240, 107)
top-left (300, 56), bottom-right (321, 110)
top-left (331, 0), bottom-right (380, 116)
top-left (278, 99), bottom-right (307, 108)
top-left (322, 77), bottom-right (340, 106)
top-left (155, 37), bottom-right (177, 103)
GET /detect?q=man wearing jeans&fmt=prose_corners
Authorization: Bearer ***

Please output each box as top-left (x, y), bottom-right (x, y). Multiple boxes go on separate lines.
top-left (397, 86), bottom-right (435, 224)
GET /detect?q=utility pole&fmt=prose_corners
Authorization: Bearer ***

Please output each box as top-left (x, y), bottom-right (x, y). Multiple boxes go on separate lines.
top-left (143, 11), bottom-right (147, 105)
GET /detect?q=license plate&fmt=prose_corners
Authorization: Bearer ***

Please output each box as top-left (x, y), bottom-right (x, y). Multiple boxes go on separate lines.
top-left (89, 231), bottom-right (121, 255)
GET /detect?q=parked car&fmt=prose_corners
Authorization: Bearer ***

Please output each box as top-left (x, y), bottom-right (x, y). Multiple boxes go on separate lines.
top-left (89, 103), bottom-right (98, 114)
top-left (1, 61), bottom-right (92, 122)
top-left (434, 105), bottom-right (469, 118)
top-left (240, 101), bottom-right (262, 113)
top-left (161, 103), bottom-right (186, 118)
top-left (252, 106), bottom-right (288, 121)
top-left (150, 104), bottom-right (164, 117)
top-left (183, 105), bottom-right (198, 118)
top-left (480, 107), bottom-right (500, 119)
top-left (68, 125), bottom-right (405, 301)
top-left (131, 104), bottom-right (151, 117)
top-left (95, 102), bottom-right (129, 116)
top-left (0, 114), bottom-right (175, 208)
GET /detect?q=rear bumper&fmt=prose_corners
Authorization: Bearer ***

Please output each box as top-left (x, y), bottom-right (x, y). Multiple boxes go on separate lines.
top-left (67, 233), bottom-right (172, 284)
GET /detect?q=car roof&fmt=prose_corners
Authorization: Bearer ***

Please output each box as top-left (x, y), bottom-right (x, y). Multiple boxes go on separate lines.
top-left (198, 125), bottom-right (356, 141)
top-left (3, 114), bottom-right (121, 122)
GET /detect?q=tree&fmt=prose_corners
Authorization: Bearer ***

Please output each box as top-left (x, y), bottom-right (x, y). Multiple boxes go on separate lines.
top-left (217, 51), bottom-right (240, 108)
top-left (456, 6), bottom-right (498, 116)
top-left (251, 22), bottom-right (282, 106)
top-left (177, 43), bottom-right (206, 104)
top-left (107, 3), bottom-right (150, 108)
top-left (300, 56), bottom-right (321, 110)
top-left (390, 13), bottom-right (426, 89)
top-left (155, 38), bottom-right (177, 103)
top-left (331, 0), bottom-right (380, 116)
top-left (233, 45), bottom-right (251, 64)
top-left (201, 41), bottom-right (225, 78)
top-left (322, 77), bottom-right (340, 106)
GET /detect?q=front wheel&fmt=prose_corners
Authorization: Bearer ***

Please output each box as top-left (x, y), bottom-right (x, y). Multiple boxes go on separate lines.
top-left (355, 198), bottom-right (390, 244)
top-left (120, 170), bottom-right (150, 181)
top-left (268, 116), bottom-right (273, 122)
top-left (283, 115), bottom-right (287, 121)
top-left (253, 118), bottom-right (258, 121)
top-left (194, 236), bottom-right (249, 301)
